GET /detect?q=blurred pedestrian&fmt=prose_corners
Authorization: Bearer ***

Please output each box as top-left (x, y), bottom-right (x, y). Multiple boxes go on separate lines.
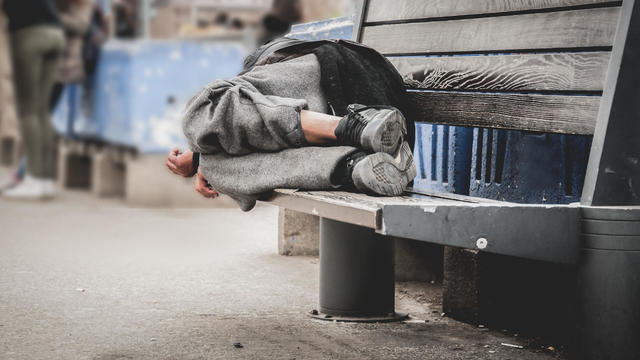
top-left (2, 0), bottom-right (65, 199)
top-left (112, 0), bottom-right (135, 38)
top-left (50, 0), bottom-right (94, 110)
top-left (78, 1), bottom-right (108, 125)
top-left (229, 18), bottom-right (244, 31)
top-left (82, 1), bottom-right (108, 77)
top-left (258, 0), bottom-right (302, 45)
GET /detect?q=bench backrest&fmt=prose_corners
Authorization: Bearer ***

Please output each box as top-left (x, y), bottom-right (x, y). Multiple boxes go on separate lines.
top-left (352, 0), bottom-right (622, 136)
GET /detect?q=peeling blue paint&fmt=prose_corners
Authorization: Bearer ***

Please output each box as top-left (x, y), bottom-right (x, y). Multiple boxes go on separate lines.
top-left (53, 39), bottom-right (247, 153)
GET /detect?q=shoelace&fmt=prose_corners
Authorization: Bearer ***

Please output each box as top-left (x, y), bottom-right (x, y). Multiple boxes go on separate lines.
top-left (343, 110), bottom-right (368, 145)
top-left (336, 104), bottom-right (399, 146)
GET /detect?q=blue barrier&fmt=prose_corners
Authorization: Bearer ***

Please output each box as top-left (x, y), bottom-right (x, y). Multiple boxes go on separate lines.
top-left (53, 39), bottom-right (247, 153)
top-left (470, 129), bottom-right (591, 204)
top-left (414, 123), bottom-right (473, 194)
top-left (96, 40), bottom-right (247, 153)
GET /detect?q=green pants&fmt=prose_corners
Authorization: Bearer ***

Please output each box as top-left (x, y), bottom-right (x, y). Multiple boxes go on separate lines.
top-left (10, 25), bottom-right (65, 179)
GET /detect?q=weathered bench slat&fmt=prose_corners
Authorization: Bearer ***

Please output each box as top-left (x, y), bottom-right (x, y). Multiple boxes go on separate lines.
top-left (407, 188), bottom-right (506, 204)
top-left (410, 91), bottom-right (599, 135)
top-left (361, 7), bottom-right (619, 55)
top-left (390, 52), bottom-right (609, 92)
top-left (264, 189), bottom-right (580, 264)
top-left (366, 0), bottom-right (616, 23)
top-left (265, 190), bottom-right (381, 229)
top-left (381, 203), bottom-right (581, 264)
top-left (263, 189), bottom-right (471, 229)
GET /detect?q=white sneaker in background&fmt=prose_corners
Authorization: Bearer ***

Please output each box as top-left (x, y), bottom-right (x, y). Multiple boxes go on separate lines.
top-left (2, 174), bottom-right (48, 200)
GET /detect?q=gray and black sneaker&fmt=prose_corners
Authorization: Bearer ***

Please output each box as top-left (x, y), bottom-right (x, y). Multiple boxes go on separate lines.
top-left (334, 104), bottom-right (407, 155)
top-left (351, 141), bottom-right (416, 196)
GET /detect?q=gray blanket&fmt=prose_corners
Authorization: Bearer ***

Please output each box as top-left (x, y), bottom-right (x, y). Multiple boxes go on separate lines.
top-left (182, 54), bottom-right (356, 211)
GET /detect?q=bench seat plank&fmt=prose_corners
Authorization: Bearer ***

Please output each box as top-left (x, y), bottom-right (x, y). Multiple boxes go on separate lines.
top-left (264, 189), bottom-right (465, 229)
top-left (366, 0), bottom-right (615, 23)
top-left (390, 52), bottom-right (609, 92)
top-left (265, 190), bottom-right (382, 229)
top-left (410, 91), bottom-right (600, 134)
top-left (264, 189), bottom-right (580, 264)
top-left (361, 7), bottom-right (619, 55)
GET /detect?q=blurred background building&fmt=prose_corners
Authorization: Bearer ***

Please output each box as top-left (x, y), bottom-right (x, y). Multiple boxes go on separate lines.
top-left (117, 0), bottom-right (353, 39)
top-left (148, 0), bottom-right (272, 39)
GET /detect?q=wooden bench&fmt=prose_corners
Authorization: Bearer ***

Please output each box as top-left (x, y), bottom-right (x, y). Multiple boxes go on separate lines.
top-left (263, 1), bottom-right (640, 358)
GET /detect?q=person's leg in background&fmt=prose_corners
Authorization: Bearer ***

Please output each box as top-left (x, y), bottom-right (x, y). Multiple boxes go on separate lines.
top-left (38, 32), bottom-right (65, 186)
top-left (3, 58), bottom-right (63, 194)
top-left (10, 27), bottom-right (44, 180)
top-left (3, 25), bottom-right (64, 199)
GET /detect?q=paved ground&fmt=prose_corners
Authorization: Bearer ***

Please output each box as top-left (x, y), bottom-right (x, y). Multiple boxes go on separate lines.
top-left (0, 169), bottom-right (564, 359)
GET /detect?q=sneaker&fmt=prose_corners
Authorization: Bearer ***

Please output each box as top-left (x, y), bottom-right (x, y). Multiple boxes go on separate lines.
top-left (2, 174), bottom-right (49, 200)
top-left (334, 104), bottom-right (407, 155)
top-left (351, 141), bottom-right (416, 196)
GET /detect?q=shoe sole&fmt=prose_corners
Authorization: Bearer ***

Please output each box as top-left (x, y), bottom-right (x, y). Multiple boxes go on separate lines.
top-left (394, 141), bottom-right (417, 180)
top-left (352, 146), bottom-right (416, 196)
top-left (361, 108), bottom-right (407, 155)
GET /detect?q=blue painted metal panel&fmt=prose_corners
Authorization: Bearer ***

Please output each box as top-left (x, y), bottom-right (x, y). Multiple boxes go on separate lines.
top-left (469, 129), bottom-right (591, 204)
top-left (91, 42), bottom-right (132, 146)
top-left (50, 40), bottom-right (248, 152)
top-left (53, 40), bottom-right (247, 153)
top-left (413, 123), bottom-right (473, 194)
top-left (92, 40), bottom-right (247, 153)
top-left (288, 16), bottom-right (354, 41)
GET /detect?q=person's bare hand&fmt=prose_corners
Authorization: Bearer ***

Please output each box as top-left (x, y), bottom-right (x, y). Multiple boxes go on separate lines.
top-left (166, 148), bottom-right (195, 177)
top-left (195, 170), bottom-right (219, 199)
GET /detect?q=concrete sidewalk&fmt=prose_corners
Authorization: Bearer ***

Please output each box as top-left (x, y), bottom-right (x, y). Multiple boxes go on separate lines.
top-left (0, 175), bottom-right (563, 359)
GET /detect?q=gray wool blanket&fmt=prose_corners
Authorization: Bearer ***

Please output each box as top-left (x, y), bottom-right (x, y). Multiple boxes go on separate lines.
top-left (182, 54), bottom-right (357, 211)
